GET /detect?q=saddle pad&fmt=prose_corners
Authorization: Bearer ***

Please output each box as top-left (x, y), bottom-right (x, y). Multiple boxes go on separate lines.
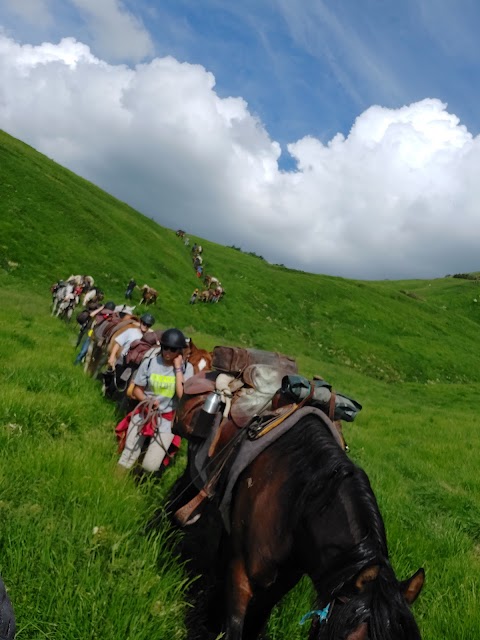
top-left (219, 406), bottom-right (343, 531)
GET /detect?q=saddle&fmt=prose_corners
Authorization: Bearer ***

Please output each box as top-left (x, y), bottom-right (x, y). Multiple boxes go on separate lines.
top-left (94, 315), bottom-right (138, 347)
top-left (173, 350), bottom-right (301, 526)
top-left (173, 348), bottom-right (362, 527)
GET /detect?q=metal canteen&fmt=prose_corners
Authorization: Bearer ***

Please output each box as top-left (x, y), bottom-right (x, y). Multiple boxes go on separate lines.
top-left (202, 391), bottom-right (222, 415)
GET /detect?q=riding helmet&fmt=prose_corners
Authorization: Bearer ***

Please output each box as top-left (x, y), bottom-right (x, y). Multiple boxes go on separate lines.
top-left (140, 313), bottom-right (155, 327)
top-left (160, 328), bottom-right (187, 350)
top-left (103, 301), bottom-right (116, 310)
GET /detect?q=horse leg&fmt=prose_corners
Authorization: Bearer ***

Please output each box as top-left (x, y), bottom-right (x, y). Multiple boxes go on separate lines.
top-left (224, 556), bottom-right (253, 640)
top-left (242, 567), bottom-right (303, 639)
top-left (84, 342), bottom-right (96, 375)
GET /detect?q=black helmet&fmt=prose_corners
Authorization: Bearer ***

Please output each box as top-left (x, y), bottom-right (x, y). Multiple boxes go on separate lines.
top-left (161, 328), bottom-right (187, 350)
top-left (140, 313), bottom-right (155, 327)
top-left (104, 301), bottom-right (116, 311)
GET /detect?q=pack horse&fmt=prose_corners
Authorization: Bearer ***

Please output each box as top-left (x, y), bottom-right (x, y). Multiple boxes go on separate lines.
top-left (169, 412), bottom-right (424, 640)
top-left (140, 285), bottom-right (158, 306)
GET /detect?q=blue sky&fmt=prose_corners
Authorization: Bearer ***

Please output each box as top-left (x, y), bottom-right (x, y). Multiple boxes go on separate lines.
top-left (1, 1), bottom-right (480, 278)
top-left (3, 0), bottom-right (479, 153)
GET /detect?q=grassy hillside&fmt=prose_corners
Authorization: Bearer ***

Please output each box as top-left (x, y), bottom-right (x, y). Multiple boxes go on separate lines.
top-left (1, 128), bottom-right (479, 638)
top-left (3, 129), bottom-right (480, 386)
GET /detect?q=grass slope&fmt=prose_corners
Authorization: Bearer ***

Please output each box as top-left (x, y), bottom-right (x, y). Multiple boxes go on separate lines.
top-left (1, 129), bottom-right (479, 638)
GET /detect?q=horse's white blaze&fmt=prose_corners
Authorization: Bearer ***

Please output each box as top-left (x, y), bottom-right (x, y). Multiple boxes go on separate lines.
top-left (198, 358), bottom-right (207, 371)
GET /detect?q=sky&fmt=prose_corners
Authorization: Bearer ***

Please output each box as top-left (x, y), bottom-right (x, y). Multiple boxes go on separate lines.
top-left (1, 1), bottom-right (480, 280)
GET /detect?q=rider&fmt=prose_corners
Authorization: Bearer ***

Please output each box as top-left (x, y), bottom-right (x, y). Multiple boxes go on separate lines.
top-left (117, 328), bottom-right (194, 474)
top-left (107, 312), bottom-right (155, 371)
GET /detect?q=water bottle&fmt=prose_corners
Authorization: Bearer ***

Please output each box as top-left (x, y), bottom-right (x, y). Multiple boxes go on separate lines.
top-left (202, 391), bottom-right (222, 414)
top-left (194, 391), bottom-right (223, 438)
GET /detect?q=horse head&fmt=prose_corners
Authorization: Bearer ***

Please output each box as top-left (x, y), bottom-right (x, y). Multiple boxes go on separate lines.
top-left (187, 341), bottom-right (213, 374)
top-left (310, 565), bottom-right (424, 640)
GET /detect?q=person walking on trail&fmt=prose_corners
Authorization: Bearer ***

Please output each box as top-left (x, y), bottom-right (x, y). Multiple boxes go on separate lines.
top-left (107, 313), bottom-right (155, 372)
top-left (74, 302), bottom-right (116, 365)
top-left (117, 328), bottom-right (194, 474)
top-left (125, 278), bottom-right (136, 299)
top-left (189, 288), bottom-right (199, 304)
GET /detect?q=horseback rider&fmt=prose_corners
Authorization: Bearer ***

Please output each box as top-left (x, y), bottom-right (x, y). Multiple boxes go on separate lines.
top-left (107, 312), bottom-right (155, 371)
top-left (117, 328), bottom-right (194, 474)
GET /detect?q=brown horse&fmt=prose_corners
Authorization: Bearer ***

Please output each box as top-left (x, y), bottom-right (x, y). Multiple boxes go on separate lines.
top-left (185, 340), bottom-right (213, 374)
top-left (84, 316), bottom-right (140, 377)
top-left (140, 285), bottom-right (158, 306)
top-left (167, 413), bottom-right (424, 640)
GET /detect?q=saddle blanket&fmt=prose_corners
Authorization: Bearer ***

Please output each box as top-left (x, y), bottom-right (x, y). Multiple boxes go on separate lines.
top-left (190, 406), bottom-right (343, 532)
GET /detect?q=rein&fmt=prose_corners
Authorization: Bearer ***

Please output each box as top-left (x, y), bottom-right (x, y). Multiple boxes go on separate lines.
top-left (167, 419), bottom-right (251, 512)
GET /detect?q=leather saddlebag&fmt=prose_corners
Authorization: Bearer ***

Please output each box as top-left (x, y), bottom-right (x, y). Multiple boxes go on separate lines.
top-left (212, 346), bottom-right (298, 375)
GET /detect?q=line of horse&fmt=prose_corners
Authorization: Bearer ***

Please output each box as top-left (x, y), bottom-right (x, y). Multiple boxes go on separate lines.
top-left (82, 309), bottom-right (212, 385)
top-left (178, 231), bottom-right (226, 303)
top-left (50, 275), bottom-right (100, 321)
top-left (51, 274), bottom-right (425, 639)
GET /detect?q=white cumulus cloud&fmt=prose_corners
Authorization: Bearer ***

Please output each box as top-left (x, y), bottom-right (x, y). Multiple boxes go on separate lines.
top-left (3, 0), bottom-right (53, 28)
top-left (1, 33), bottom-right (479, 279)
top-left (70, 0), bottom-right (154, 62)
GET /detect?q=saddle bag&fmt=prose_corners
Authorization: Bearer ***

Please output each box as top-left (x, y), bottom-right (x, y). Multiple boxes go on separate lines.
top-left (212, 346), bottom-right (298, 375)
top-left (281, 375), bottom-right (362, 422)
top-left (125, 331), bottom-right (162, 366)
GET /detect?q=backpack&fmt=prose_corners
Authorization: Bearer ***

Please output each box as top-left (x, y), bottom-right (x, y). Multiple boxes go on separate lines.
top-left (125, 331), bottom-right (162, 366)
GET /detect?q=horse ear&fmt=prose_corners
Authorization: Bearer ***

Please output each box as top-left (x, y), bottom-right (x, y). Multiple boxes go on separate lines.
top-left (400, 568), bottom-right (425, 604)
top-left (346, 622), bottom-right (368, 640)
top-left (355, 565), bottom-right (379, 591)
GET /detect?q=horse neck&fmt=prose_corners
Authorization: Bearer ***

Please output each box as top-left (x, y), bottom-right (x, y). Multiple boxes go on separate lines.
top-left (283, 419), bottom-right (388, 597)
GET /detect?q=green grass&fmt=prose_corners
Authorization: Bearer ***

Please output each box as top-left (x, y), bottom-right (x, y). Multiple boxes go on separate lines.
top-left (1, 128), bottom-right (480, 638)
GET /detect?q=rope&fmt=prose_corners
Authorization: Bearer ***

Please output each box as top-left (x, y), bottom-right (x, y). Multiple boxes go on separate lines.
top-left (167, 419), bottom-right (250, 511)
top-left (132, 397), bottom-right (174, 459)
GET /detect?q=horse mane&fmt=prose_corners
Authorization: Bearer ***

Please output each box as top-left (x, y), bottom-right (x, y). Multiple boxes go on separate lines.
top-left (273, 415), bottom-right (385, 541)
top-left (268, 415), bottom-right (389, 595)
top-left (275, 415), bottom-right (421, 640)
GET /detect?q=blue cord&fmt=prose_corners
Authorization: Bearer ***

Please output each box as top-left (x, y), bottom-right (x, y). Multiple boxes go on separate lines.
top-left (299, 603), bottom-right (331, 625)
